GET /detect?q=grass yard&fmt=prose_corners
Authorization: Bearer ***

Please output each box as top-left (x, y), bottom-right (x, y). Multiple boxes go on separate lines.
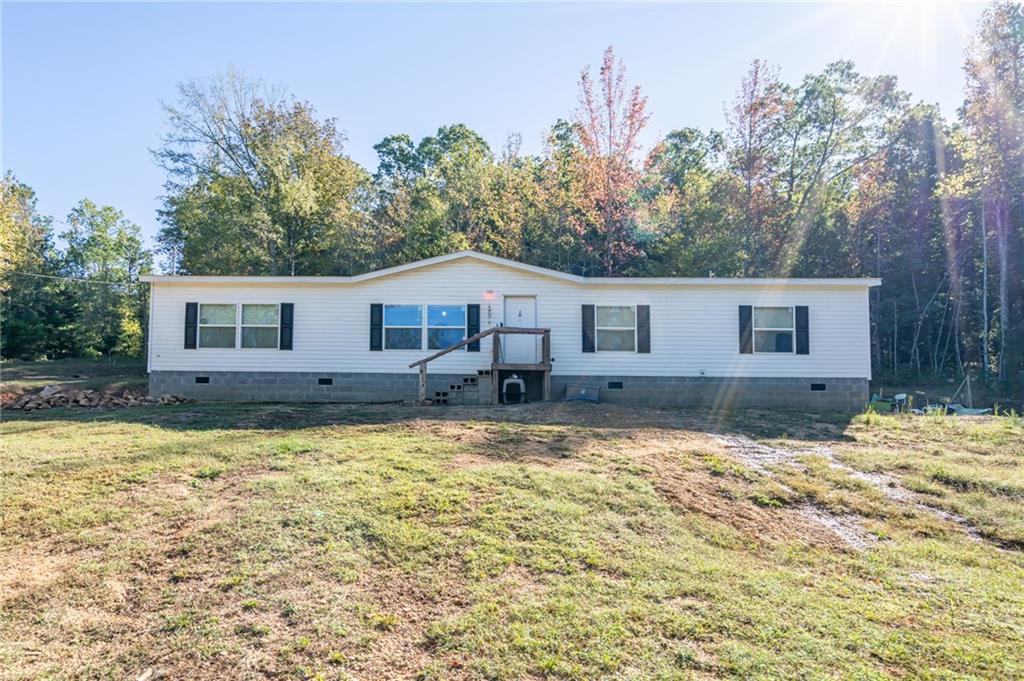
top-left (1, 398), bottom-right (1022, 680)
top-left (0, 357), bottom-right (147, 397)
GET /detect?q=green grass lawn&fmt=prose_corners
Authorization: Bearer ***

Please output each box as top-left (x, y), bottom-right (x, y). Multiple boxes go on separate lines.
top-left (1, 401), bottom-right (1022, 680)
top-left (1, 356), bottom-right (147, 395)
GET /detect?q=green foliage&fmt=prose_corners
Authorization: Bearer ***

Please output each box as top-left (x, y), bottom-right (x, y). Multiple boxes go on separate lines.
top-left (61, 199), bottom-right (152, 356)
top-left (4, 19), bottom-right (1023, 384)
top-left (155, 68), bottom-right (371, 276)
top-left (2, 182), bottom-right (150, 359)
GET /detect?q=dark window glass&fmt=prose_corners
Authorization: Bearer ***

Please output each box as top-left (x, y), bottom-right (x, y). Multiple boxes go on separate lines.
top-left (241, 327), bottom-right (277, 348)
top-left (596, 329), bottom-right (635, 351)
top-left (199, 327), bottom-right (235, 348)
top-left (754, 330), bottom-right (793, 353)
top-left (428, 328), bottom-right (464, 350)
top-left (385, 328), bottom-right (422, 350)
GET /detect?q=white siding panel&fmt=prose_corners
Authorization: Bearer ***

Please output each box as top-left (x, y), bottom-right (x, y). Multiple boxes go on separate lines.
top-left (149, 259), bottom-right (872, 378)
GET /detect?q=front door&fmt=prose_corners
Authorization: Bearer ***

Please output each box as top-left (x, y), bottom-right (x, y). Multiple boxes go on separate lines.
top-left (502, 296), bottom-right (537, 363)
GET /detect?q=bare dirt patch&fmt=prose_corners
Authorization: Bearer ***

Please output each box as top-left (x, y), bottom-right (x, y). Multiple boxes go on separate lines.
top-left (714, 433), bottom-right (990, 548)
top-left (645, 459), bottom-right (854, 550)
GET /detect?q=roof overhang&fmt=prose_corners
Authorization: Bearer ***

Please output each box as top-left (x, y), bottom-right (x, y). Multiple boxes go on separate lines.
top-left (140, 250), bottom-right (882, 288)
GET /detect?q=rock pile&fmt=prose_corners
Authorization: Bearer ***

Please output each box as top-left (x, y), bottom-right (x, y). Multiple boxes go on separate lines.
top-left (4, 385), bottom-right (191, 412)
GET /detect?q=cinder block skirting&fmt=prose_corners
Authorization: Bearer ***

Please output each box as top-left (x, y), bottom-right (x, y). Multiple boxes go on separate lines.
top-left (552, 375), bottom-right (868, 412)
top-left (150, 370), bottom-right (868, 412)
top-left (149, 371), bottom-right (465, 403)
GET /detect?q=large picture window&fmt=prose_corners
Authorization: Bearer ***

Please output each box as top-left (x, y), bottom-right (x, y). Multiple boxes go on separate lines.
top-left (384, 305), bottom-right (423, 349)
top-left (753, 306), bottom-right (794, 353)
top-left (428, 305), bottom-right (466, 350)
top-left (198, 304), bottom-right (237, 348)
top-left (596, 305), bottom-right (636, 352)
top-left (241, 304), bottom-right (279, 349)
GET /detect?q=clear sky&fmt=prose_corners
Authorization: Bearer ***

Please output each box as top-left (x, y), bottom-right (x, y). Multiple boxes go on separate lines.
top-left (2, 1), bottom-right (986, 249)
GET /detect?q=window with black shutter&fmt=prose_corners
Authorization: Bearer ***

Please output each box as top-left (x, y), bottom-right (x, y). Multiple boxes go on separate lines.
top-left (184, 302), bottom-right (198, 349)
top-left (279, 303), bottom-right (294, 350)
top-left (467, 304), bottom-right (481, 351)
top-left (738, 305), bottom-right (753, 354)
top-left (795, 306), bottom-right (809, 355)
top-left (637, 305), bottom-right (650, 353)
top-left (369, 304), bottom-right (383, 351)
top-left (581, 304), bottom-right (595, 353)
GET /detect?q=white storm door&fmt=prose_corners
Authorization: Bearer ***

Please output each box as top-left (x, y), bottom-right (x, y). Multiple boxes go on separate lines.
top-left (502, 296), bottom-right (537, 363)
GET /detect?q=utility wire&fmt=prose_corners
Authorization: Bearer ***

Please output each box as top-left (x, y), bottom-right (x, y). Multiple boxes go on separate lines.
top-left (7, 271), bottom-right (137, 286)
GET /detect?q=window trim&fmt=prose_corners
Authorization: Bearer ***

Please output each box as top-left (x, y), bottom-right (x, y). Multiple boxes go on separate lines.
top-left (383, 304), bottom-right (425, 351)
top-left (380, 304), bottom-right (471, 352)
top-left (752, 305), bottom-right (796, 354)
top-left (594, 304), bottom-right (638, 353)
top-left (196, 303), bottom-right (281, 350)
top-left (197, 303), bottom-right (239, 349)
top-left (426, 304), bottom-right (467, 351)
top-left (240, 303), bottom-right (281, 350)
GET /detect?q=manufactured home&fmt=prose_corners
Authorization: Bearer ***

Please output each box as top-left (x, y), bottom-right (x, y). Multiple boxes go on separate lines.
top-left (141, 251), bottom-right (880, 411)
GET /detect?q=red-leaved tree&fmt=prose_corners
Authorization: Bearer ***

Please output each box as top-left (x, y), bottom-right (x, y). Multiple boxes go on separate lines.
top-left (576, 46), bottom-right (650, 275)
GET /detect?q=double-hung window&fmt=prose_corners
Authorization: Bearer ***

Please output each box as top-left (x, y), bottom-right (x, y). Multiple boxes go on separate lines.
top-left (384, 305), bottom-right (423, 349)
top-left (197, 303), bottom-right (280, 348)
top-left (596, 305), bottom-right (636, 352)
top-left (753, 306), bottom-right (794, 353)
top-left (427, 305), bottom-right (466, 350)
top-left (241, 304), bottom-right (279, 348)
top-left (198, 304), bottom-right (237, 348)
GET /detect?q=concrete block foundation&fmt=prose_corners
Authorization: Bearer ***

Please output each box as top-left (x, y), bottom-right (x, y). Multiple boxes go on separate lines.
top-left (150, 370), bottom-right (868, 412)
top-left (552, 375), bottom-right (868, 412)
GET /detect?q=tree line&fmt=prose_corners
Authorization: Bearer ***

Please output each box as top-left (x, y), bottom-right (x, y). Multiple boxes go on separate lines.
top-left (2, 2), bottom-right (1021, 391)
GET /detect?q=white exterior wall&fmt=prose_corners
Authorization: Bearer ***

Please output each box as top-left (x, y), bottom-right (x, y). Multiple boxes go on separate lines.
top-left (148, 258), bottom-right (872, 379)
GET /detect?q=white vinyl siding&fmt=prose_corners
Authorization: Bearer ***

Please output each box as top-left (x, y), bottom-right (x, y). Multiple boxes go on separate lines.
top-left (148, 258), bottom-right (873, 379)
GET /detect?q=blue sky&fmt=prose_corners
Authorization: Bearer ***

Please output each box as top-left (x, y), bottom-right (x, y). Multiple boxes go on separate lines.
top-left (3, 2), bottom-right (985, 249)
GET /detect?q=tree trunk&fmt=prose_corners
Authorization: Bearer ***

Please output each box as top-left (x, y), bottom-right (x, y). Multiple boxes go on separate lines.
top-left (980, 201), bottom-right (990, 383)
top-left (995, 200), bottom-right (1009, 382)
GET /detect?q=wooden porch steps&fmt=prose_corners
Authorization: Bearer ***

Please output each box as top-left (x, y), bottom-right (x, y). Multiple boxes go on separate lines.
top-left (410, 327), bottom-right (550, 405)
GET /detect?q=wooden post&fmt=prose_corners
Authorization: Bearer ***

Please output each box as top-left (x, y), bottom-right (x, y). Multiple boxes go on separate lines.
top-left (491, 330), bottom-right (501, 405)
top-left (542, 330), bottom-right (551, 401)
top-left (418, 364), bottom-right (427, 403)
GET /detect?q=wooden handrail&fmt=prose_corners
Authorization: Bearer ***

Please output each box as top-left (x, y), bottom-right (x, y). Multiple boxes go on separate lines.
top-left (412, 326), bottom-right (552, 403)
top-left (408, 326), bottom-right (550, 368)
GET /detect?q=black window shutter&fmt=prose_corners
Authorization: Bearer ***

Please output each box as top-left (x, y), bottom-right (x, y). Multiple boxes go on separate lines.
top-left (466, 304), bottom-right (481, 351)
top-left (795, 306), bottom-right (809, 355)
top-left (279, 303), bottom-right (294, 350)
top-left (370, 304), bottom-right (383, 351)
top-left (184, 302), bottom-right (198, 349)
top-left (582, 304), bottom-right (596, 353)
top-left (739, 305), bottom-right (753, 354)
top-left (637, 305), bottom-right (651, 353)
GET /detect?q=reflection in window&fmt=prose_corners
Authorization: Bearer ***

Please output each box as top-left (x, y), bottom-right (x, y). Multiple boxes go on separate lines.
top-left (428, 305), bottom-right (466, 350)
top-left (198, 304), bottom-right (236, 348)
top-left (596, 305), bottom-right (636, 352)
top-left (241, 304), bottom-right (279, 348)
top-left (753, 307), bottom-right (794, 353)
top-left (384, 305), bottom-right (423, 349)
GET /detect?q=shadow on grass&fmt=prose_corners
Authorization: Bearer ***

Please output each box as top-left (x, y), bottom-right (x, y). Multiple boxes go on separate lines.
top-left (1, 399), bottom-right (858, 443)
top-left (1, 356), bottom-right (148, 393)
